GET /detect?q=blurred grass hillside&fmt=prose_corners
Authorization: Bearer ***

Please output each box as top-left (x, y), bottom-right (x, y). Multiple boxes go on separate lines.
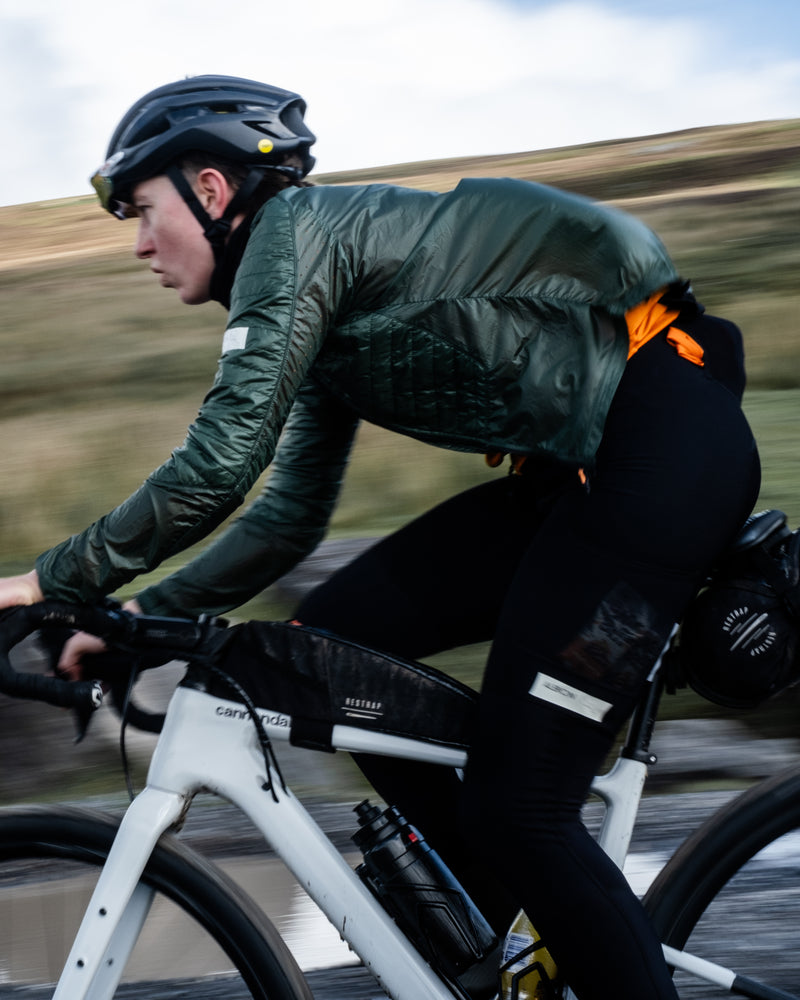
top-left (1, 117), bottom-right (799, 598)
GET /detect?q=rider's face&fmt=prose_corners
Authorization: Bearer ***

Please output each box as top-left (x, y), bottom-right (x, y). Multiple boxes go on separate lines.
top-left (132, 175), bottom-right (216, 305)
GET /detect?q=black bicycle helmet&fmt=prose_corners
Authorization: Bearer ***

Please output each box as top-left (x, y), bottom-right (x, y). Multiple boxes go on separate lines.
top-left (92, 75), bottom-right (315, 216)
top-left (678, 509), bottom-right (800, 709)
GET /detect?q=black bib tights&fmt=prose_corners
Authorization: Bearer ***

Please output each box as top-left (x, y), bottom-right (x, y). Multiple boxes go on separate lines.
top-left (297, 320), bottom-right (761, 1000)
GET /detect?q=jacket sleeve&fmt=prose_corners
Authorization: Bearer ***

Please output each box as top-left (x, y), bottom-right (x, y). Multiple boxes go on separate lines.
top-left (35, 195), bottom-right (348, 605)
top-left (135, 381), bottom-right (359, 616)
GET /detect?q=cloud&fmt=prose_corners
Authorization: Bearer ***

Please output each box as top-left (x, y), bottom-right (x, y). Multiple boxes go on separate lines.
top-left (1, 0), bottom-right (798, 206)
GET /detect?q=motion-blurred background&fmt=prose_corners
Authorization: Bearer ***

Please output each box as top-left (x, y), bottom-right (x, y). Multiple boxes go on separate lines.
top-left (1, 120), bottom-right (799, 803)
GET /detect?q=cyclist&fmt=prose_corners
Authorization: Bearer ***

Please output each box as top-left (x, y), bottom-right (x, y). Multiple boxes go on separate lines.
top-left (0, 76), bottom-right (760, 999)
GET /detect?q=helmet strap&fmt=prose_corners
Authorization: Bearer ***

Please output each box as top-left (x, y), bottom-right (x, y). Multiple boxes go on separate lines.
top-left (165, 164), bottom-right (264, 264)
top-left (209, 212), bottom-right (254, 309)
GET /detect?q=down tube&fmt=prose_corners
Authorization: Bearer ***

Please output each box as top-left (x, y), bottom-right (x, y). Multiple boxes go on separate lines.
top-left (146, 685), bottom-right (458, 1000)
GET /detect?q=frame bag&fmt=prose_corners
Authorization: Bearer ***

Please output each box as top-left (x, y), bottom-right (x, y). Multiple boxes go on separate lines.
top-left (196, 620), bottom-right (478, 751)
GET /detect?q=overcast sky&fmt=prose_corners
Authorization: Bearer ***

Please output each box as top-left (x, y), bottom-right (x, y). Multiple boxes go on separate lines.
top-left (1, 0), bottom-right (798, 207)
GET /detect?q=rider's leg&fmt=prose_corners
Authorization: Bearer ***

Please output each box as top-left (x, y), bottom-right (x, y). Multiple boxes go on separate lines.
top-left (297, 317), bottom-right (761, 995)
top-left (461, 327), bottom-right (760, 999)
top-left (296, 458), bottom-right (578, 657)
top-left (296, 464), bottom-right (580, 932)
top-left (461, 500), bottom-right (685, 998)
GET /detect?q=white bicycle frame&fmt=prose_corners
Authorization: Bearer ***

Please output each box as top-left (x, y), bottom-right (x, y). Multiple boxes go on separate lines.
top-left (51, 679), bottom-right (722, 1000)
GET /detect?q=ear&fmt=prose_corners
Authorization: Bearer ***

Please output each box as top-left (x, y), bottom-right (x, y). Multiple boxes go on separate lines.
top-left (193, 168), bottom-right (235, 220)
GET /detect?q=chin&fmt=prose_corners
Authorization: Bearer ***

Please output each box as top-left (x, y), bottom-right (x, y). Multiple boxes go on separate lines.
top-left (180, 287), bottom-right (212, 306)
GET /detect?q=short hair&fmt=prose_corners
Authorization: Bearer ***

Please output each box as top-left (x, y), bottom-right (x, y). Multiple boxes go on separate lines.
top-left (176, 150), bottom-right (311, 215)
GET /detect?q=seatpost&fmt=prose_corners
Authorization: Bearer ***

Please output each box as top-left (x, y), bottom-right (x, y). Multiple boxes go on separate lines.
top-left (621, 622), bottom-right (679, 764)
top-left (621, 668), bottom-right (664, 766)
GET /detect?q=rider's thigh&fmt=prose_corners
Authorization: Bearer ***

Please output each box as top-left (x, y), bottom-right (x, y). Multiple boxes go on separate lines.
top-left (295, 466), bottom-right (581, 657)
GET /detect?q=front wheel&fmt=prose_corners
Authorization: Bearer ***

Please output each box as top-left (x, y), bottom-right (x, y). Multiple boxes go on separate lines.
top-left (0, 805), bottom-right (313, 999)
top-left (643, 767), bottom-right (800, 999)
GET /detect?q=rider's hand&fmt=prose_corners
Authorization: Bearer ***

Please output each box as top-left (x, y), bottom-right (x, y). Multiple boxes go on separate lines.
top-left (0, 569), bottom-right (43, 608)
top-left (58, 631), bottom-right (109, 681)
top-left (58, 598), bottom-right (143, 681)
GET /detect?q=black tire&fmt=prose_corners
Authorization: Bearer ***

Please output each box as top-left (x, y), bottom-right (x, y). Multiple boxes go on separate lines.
top-left (0, 804), bottom-right (314, 999)
top-left (643, 767), bottom-right (800, 999)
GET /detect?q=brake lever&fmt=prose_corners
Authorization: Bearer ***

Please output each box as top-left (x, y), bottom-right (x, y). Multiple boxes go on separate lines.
top-left (35, 623), bottom-right (103, 742)
top-left (73, 681), bottom-right (104, 743)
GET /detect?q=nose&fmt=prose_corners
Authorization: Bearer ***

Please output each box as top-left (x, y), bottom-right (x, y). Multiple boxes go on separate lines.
top-left (135, 221), bottom-right (153, 259)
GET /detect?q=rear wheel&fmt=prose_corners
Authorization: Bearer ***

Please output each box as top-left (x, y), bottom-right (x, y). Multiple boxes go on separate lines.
top-left (0, 805), bottom-right (313, 999)
top-left (644, 767), bottom-right (800, 999)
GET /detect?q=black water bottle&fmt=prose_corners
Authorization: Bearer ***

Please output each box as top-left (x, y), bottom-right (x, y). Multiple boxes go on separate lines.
top-left (352, 800), bottom-right (499, 991)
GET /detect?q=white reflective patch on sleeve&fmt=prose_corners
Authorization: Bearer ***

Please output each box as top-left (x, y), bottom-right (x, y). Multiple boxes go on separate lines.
top-left (222, 327), bottom-right (249, 353)
top-left (529, 673), bottom-right (612, 723)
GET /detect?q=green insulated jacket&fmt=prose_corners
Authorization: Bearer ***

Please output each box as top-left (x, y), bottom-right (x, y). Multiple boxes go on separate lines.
top-left (36, 178), bottom-right (678, 614)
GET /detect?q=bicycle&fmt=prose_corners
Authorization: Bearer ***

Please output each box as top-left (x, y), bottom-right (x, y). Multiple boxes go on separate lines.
top-left (0, 593), bottom-right (798, 999)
